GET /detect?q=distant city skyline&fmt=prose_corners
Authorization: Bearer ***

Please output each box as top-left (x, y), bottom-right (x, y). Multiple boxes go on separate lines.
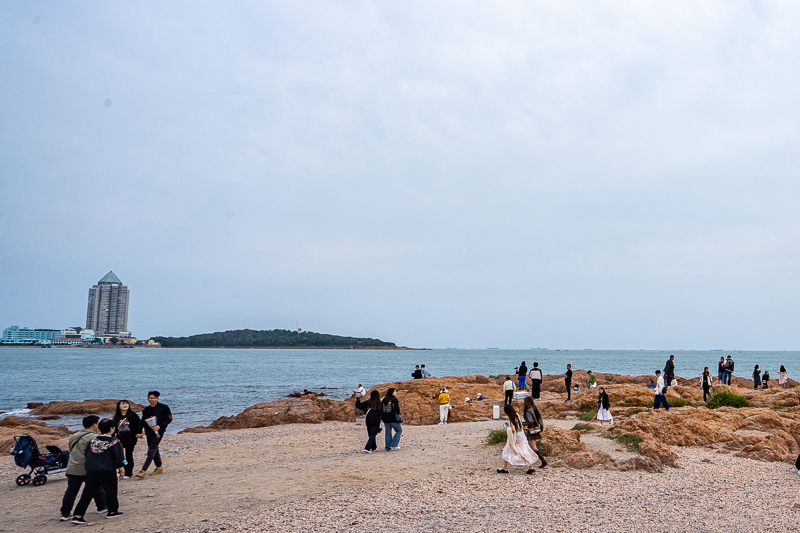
top-left (2, 3), bottom-right (800, 350)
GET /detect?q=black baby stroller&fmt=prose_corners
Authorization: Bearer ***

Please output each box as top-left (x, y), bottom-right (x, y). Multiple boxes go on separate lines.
top-left (9, 433), bottom-right (69, 486)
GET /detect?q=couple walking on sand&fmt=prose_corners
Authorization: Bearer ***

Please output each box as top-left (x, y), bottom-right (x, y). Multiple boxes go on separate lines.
top-left (496, 397), bottom-right (547, 474)
top-left (355, 388), bottom-right (403, 453)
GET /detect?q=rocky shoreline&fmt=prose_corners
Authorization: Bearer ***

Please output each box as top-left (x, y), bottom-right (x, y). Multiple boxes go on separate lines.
top-left (9, 371), bottom-right (797, 472)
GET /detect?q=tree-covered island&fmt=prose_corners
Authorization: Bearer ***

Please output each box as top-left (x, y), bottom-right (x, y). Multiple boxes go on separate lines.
top-left (151, 329), bottom-right (399, 348)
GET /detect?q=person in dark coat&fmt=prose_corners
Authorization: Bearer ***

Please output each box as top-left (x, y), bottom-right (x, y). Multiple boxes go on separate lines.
top-left (664, 355), bottom-right (675, 385)
top-left (518, 361), bottom-right (528, 390)
top-left (701, 367), bottom-right (713, 402)
top-left (134, 391), bottom-right (172, 478)
top-left (70, 418), bottom-right (125, 524)
top-left (113, 400), bottom-right (141, 478)
top-left (355, 390), bottom-right (382, 453)
top-left (564, 364), bottom-right (573, 403)
top-left (752, 365), bottom-right (762, 390)
top-left (381, 388), bottom-right (403, 451)
top-left (411, 365), bottom-right (423, 379)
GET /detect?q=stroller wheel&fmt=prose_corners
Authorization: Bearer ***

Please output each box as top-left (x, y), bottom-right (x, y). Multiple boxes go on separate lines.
top-left (15, 474), bottom-right (31, 486)
top-left (32, 474), bottom-right (47, 486)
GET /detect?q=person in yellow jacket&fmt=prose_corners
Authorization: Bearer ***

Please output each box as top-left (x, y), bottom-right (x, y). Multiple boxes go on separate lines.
top-left (437, 388), bottom-right (451, 425)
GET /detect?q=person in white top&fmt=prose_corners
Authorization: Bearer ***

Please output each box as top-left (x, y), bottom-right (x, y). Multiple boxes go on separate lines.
top-left (653, 370), bottom-right (670, 410)
top-left (528, 363), bottom-right (543, 400)
top-left (354, 385), bottom-right (366, 398)
top-left (502, 376), bottom-right (516, 406)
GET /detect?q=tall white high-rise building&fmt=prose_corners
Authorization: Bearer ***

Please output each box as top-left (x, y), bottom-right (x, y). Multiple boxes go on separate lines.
top-left (86, 271), bottom-right (130, 336)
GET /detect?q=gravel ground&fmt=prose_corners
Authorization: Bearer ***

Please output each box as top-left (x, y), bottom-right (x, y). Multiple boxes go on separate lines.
top-left (3, 419), bottom-right (799, 533)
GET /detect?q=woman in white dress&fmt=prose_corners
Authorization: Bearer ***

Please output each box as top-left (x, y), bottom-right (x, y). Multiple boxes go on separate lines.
top-left (779, 365), bottom-right (788, 388)
top-left (497, 403), bottom-right (536, 475)
top-left (596, 387), bottom-right (613, 425)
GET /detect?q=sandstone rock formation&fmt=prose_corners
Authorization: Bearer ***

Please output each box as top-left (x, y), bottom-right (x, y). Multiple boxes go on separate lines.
top-left (0, 416), bottom-right (71, 452)
top-left (29, 399), bottom-right (144, 416)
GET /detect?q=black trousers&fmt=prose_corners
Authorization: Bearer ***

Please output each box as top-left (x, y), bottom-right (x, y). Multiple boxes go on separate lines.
top-left (565, 379), bottom-right (572, 400)
top-left (74, 470), bottom-right (118, 517)
top-left (121, 439), bottom-right (137, 477)
top-left (702, 384), bottom-right (710, 402)
top-left (504, 390), bottom-right (513, 405)
top-left (531, 380), bottom-right (541, 399)
top-left (142, 431), bottom-right (163, 471)
top-left (60, 474), bottom-right (106, 516)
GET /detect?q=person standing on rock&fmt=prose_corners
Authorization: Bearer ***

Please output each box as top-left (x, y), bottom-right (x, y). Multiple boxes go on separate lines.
top-left (564, 364), bottom-right (573, 403)
top-left (779, 365), bottom-right (788, 388)
top-left (437, 387), bottom-right (451, 425)
top-left (522, 396), bottom-right (547, 467)
top-left (496, 403), bottom-right (537, 475)
top-left (717, 357), bottom-right (726, 384)
top-left (596, 387), bottom-right (613, 426)
top-left (60, 415), bottom-right (107, 521)
top-left (502, 375), bottom-right (516, 405)
top-left (529, 362), bottom-right (543, 400)
top-left (355, 390), bottom-right (382, 453)
top-left (752, 365), bottom-right (762, 390)
top-left (134, 391), bottom-right (172, 479)
top-left (381, 388), bottom-right (403, 451)
top-left (653, 370), bottom-right (670, 410)
top-left (723, 356), bottom-right (734, 385)
top-left (113, 400), bottom-right (141, 479)
top-left (763, 370), bottom-right (770, 389)
top-left (701, 367), bottom-right (713, 402)
top-left (518, 361), bottom-right (528, 391)
top-left (664, 355), bottom-right (675, 386)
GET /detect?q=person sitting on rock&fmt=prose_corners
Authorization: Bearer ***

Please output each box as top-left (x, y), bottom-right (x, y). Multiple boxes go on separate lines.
top-left (411, 365), bottom-right (423, 379)
top-left (587, 370), bottom-right (597, 389)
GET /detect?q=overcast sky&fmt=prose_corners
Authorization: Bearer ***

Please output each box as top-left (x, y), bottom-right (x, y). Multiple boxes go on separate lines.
top-left (2, 1), bottom-right (799, 349)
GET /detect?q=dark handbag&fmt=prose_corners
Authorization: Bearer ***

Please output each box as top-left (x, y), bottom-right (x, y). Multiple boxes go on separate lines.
top-left (662, 386), bottom-right (668, 394)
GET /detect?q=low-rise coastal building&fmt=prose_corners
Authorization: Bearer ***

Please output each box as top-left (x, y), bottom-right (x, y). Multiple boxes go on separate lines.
top-left (0, 326), bottom-right (61, 344)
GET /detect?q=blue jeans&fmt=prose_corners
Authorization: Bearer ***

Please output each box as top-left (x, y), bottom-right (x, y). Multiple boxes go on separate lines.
top-left (385, 422), bottom-right (402, 450)
top-left (518, 376), bottom-right (526, 390)
top-left (653, 394), bottom-right (670, 410)
top-left (723, 370), bottom-right (732, 385)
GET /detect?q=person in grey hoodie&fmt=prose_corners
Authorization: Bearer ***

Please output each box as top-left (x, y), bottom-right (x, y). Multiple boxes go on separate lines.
top-left (71, 418), bottom-right (126, 524)
top-left (60, 415), bottom-right (107, 521)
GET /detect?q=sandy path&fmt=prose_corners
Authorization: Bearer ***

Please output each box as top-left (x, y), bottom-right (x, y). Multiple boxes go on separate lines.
top-left (2, 419), bottom-right (799, 532)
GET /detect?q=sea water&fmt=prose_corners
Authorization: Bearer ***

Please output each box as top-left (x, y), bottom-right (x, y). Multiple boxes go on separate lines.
top-left (0, 347), bottom-right (796, 432)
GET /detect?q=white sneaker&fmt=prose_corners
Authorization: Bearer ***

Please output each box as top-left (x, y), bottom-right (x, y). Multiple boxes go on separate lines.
top-left (122, 476), bottom-right (131, 479)
top-left (363, 449), bottom-right (373, 453)
top-left (391, 446), bottom-right (401, 450)
top-left (791, 467), bottom-right (798, 473)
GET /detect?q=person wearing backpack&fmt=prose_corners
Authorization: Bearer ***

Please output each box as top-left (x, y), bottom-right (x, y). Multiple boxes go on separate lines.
top-left (724, 356), bottom-right (735, 385)
top-left (355, 390), bottom-right (382, 453)
top-left (437, 387), bottom-right (451, 425)
top-left (60, 415), bottom-right (107, 521)
top-left (70, 418), bottom-right (126, 524)
top-left (381, 388), bottom-right (403, 451)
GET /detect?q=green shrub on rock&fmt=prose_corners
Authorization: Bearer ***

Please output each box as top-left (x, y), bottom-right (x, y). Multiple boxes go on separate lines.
top-left (486, 428), bottom-right (508, 445)
top-left (705, 390), bottom-right (750, 409)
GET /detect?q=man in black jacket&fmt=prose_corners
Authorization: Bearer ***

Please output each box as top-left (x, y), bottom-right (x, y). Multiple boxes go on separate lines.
top-left (70, 418), bottom-right (125, 523)
top-left (134, 391), bottom-right (172, 479)
top-left (518, 361), bottom-right (528, 390)
top-left (664, 355), bottom-right (675, 386)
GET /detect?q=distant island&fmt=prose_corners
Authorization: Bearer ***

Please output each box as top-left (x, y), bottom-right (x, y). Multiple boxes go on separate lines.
top-left (151, 329), bottom-right (400, 349)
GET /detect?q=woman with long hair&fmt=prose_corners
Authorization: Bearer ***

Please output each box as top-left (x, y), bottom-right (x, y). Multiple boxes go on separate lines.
top-left (381, 388), bottom-right (402, 451)
top-left (701, 367), bottom-right (713, 402)
top-left (113, 399), bottom-right (141, 478)
top-left (779, 365), bottom-right (788, 388)
top-left (522, 396), bottom-right (548, 467)
top-left (596, 387), bottom-right (613, 426)
top-left (497, 403), bottom-right (536, 474)
top-left (717, 357), bottom-right (725, 384)
top-left (752, 365), bottom-right (762, 390)
top-left (355, 390), bottom-right (382, 453)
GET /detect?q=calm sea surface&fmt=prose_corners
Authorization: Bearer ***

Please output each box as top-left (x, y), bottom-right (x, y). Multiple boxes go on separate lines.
top-left (1, 347), bottom-right (797, 432)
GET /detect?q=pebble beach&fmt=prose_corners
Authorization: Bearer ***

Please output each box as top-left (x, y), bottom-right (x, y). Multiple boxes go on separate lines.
top-left (3, 418), bottom-right (799, 532)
